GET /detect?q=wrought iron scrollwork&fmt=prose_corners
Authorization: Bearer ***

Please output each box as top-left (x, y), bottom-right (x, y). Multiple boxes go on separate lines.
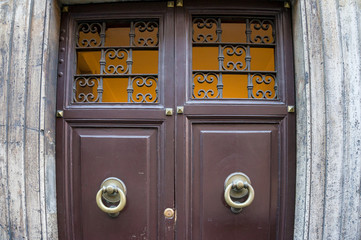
top-left (221, 45), bottom-right (248, 71)
top-left (192, 18), bottom-right (221, 43)
top-left (133, 21), bottom-right (159, 47)
top-left (249, 19), bottom-right (275, 44)
top-left (77, 23), bottom-right (105, 47)
top-left (193, 72), bottom-right (220, 99)
top-left (128, 76), bottom-right (158, 103)
top-left (192, 16), bottom-right (277, 100)
top-left (250, 73), bottom-right (277, 99)
top-left (73, 77), bottom-right (101, 102)
top-left (101, 49), bottom-right (130, 74)
top-left (74, 19), bottom-right (160, 104)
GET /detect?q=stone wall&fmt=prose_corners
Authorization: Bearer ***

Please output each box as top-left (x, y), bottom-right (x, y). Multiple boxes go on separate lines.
top-left (0, 0), bottom-right (360, 239)
top-left (293, 0), bottom-right (361, 239)
top-left (0, 0), bottom-right (60, 239)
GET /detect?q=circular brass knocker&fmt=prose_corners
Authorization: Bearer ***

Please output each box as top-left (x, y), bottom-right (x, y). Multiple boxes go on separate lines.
top-left (224, 172), bottom-right (255, 213)
top-left (96, 177), bottom-right (127, 217)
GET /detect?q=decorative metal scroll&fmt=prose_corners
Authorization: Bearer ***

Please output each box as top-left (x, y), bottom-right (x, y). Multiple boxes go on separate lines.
top-left (221, 45), bottom-right (249, 71)
top-left (74, 20), bottom-right (159, 103)
top-left (193, 18), bottom-right (222, 43)
top-left (192, 16), bottom-right (277, 100)
top-left (132, 21), bottom-right (159, 47)
top-left (77, 23), bottom-right (105, 47)
top-left (101, 49), bottom-right (130, 74)
top-left (248, 73), bottom-right (277, 99)
top-left (249, 19), bottom-right (275, 44)
top-left (193, 72), bottom-right (221, 98)
top-left (73, 77), bottom-right (102, 102)
top-left (128, 76), bottom-right (158, 103)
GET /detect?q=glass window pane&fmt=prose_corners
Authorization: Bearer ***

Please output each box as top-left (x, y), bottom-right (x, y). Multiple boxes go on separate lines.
top-left (132, 50), bottom-right (158, 74)
top-left (102, 78), bottom-right (128, 102)
top-left (193, 47), bottom-right (218, 70)
top-left (74, 19), bottom-right (159, 103)
top-left (192, 16), bottom-right (277, 100)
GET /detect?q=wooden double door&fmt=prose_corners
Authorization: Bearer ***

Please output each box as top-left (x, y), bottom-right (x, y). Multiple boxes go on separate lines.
top-left (56, 1), bottom-right (295, 239)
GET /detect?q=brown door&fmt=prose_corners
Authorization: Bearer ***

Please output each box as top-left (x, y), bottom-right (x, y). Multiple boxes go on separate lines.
top-left (56, 1), bottom-right (295, 239)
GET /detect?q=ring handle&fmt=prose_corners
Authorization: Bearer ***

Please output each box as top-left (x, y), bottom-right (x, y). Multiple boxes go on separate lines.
top-left (224, 172), bottom-right (255, 212)
top-left (96, 177), bottom-right (127, 216)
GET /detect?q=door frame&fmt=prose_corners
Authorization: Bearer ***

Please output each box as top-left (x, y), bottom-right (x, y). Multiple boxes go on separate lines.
top-left (55, 1), bottom-right (296, 239)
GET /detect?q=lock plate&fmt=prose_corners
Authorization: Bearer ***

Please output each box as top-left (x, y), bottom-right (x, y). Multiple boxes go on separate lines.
top-left (100, 177), bottom-right (127, 203)
top-left (164, 208), bottom-right (175, 218)
top-left (224, 172), bottom-right (251, 199)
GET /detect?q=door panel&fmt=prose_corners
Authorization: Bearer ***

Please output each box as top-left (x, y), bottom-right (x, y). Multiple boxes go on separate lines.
top-left (70, 126), bottom-right (161, 239)
top-left (190, 123), bottom-right (278, 239)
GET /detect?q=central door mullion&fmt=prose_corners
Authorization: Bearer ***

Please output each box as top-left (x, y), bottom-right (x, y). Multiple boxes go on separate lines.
top-left (174, 4), bottom-right (190, 239)
top-left (162, 5), bottom-right (176, 240)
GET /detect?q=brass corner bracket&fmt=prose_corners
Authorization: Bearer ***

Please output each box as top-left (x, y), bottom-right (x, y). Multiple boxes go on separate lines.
top-left (167, 1), bottom-right (174, 7)
top-left (176, 0), bottom-right (183, 7)
top-left (62, 6), bottom-right (69, 12)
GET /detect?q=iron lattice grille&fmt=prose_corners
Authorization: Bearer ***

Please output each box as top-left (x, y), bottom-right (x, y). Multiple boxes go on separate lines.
top-left (192, 17), bottom-right (278, 99)
top-left (74, 20), bottom-right (159, 103)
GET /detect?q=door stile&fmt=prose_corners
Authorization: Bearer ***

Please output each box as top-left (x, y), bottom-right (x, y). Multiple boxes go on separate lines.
top-left (162, 5), bottom-right (176, 240)
top-left (282, 9), bottom-right (297, 237)
top-left (174, 4), bottom-right (190, 239)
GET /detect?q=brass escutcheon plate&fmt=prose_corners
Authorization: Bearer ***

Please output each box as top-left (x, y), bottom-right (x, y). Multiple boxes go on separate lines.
top-left (224, 172), bottom-right (251, 199)
top-left (100, 177), bottom-right (127, 203)
top-left (164, 208), bottom-right (175, 219)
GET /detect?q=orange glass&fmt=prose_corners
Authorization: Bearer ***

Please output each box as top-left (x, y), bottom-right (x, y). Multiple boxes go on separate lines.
top-left (192, 17), bottom-right (276, 99)
top-left (76, 21), bottom-right (159, 103)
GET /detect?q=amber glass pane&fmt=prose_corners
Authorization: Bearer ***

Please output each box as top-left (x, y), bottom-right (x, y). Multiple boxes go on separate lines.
top-left (132, 50), bottom-right (158, 74)
top-left (250, 48), bottom-right (275, 71)
top-left (221, 22), bottom-right (246, 43)
top-left (75, 20), bottom-right (159, 103)
top-left (223, 75), bottom-right (248, 98)
top-left (77, 51), bottom-right (101, 74)
top-left (192, 16), bottom-right (276, 99)
top-left (105, 27), bottom-right (130, 46)
top-left (192, 47), bottom-right (218, 70)
top-left (102, 78), bottom-right (128, 102)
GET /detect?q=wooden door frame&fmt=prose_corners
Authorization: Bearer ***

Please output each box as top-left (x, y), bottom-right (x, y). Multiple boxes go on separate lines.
top-left (56, 1), bottom-right (295, 239)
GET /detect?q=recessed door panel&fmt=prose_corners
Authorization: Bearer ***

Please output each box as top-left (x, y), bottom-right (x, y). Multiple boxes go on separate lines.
top-left (71, 127), bottom-right (159, 240)
top-left (190, 123), bottom-right (278, 239)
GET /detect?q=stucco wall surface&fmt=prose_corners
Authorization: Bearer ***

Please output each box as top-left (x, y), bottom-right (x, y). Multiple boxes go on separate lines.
top-left (0, 0), bottom-right (360, 239)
